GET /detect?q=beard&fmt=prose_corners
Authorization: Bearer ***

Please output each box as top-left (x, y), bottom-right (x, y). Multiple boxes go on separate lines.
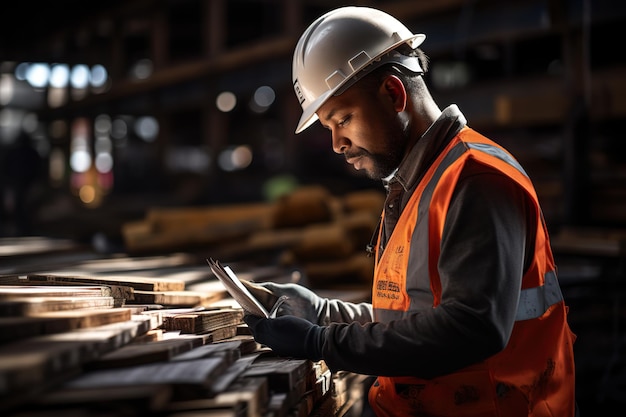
top-left (348, 124), bottom-right (409, 180)
top-left (344, 144), bottom-right (404, 180)
top-left (367, 148), bottom-right (404, 179)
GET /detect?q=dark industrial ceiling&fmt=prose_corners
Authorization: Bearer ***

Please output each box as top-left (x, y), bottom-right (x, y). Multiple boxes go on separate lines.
top-left (0, 1), bottom-right (129, 59)
top-left (0, 0), bottom-right (347, 62)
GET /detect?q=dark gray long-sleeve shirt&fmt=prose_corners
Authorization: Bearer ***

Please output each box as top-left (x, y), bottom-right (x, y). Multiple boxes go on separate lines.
top-left (320, 105), bottom-right (537, 379)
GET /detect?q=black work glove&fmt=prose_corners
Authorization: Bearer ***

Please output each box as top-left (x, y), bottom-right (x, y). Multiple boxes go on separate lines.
top-left (244, 314), bottom-right (325, 361)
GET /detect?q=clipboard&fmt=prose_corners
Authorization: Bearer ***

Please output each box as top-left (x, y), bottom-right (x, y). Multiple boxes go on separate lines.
top-left (206, 258), bottom-right (286, 318)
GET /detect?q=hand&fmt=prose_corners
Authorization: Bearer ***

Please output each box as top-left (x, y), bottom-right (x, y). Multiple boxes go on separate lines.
top-left (240, 280), bottom-right (328, 324)
top-left (240, 279), bottom-right (279, 310)
top-left (244, 314), bottom-right (325, 361)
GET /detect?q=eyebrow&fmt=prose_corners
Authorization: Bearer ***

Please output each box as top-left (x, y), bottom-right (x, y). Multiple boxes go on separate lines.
top-left (320, 107), bottom-right (337, 123)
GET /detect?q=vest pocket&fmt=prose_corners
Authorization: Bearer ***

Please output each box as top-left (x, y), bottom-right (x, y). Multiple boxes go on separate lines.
top-left (370, 369), bottom-right (500, 417)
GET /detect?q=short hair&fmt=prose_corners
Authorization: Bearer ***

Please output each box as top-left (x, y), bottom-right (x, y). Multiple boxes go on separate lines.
top-left (395, 44), bottom-right (430, 73)
top-left (362, 45), bottom-right (429, 94)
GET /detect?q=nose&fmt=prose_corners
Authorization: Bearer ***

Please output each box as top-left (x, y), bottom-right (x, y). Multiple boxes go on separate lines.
top-left (331, 130), bottom-right (349, 154)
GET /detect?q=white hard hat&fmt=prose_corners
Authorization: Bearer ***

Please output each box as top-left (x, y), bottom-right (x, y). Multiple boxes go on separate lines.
top-left (292, 6), bottom-right (425, 134)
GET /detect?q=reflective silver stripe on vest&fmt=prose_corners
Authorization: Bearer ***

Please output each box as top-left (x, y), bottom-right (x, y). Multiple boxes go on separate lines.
top-left (466, 142), bottom-right (529, 178)
top-left (377, 139), bottom-right (556, 322)
top-left (515, 270), bottom-right (563, 321)
top-left (467, 143), bottom-right (563, 321)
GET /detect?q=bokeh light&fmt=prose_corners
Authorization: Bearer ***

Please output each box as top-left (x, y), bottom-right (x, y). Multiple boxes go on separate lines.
top-left (25, 63), bottom-right (50, 88)
top-left (218, 145), bottom-right (253, 171)
top-left (70, 65), bottom-right (90, 89)
top-left (216, 91), bottom-right (237, 112)
top-left (49, 64), bottom-right (70, 88)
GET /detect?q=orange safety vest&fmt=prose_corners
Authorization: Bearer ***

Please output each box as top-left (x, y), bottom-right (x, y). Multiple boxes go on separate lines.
top-left (368, 127), bottom-right (576, 417)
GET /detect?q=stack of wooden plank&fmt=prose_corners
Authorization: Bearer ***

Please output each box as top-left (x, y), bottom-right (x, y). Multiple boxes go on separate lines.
top-left (121, 185), bottom-right (385, 286)
top-left (0, 249), bottom-right (371, 417)
top-left (0, 284), bottom-right (159, 412)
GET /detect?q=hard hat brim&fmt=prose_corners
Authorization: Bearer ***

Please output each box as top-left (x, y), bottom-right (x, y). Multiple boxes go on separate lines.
top-left (294, 33), bottom-right (425, 134)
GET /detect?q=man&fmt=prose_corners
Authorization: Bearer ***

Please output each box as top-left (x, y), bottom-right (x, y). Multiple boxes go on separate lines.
top-left (242, 6), bottom-right (577, 416)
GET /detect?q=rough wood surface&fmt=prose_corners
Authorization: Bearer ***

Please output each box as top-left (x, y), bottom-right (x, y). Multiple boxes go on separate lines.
top-left (35, 384), bottom-right (173, 414)
top-left (63, 356), bottom-right (232, 397)
top-left (131, 289), bottom-right (226, 307)
top-left (0, 314), bottom-right (155, 408)
top-left (242, 356), bottom-right (310, 410)
top-left (0, 295), bottom-right (115, 316)
top-left (86, 337), bottom-right (204, 369)
top-left (167, 376), bottom-right (268, 417)
top-left (163, 308), bottom-right (244, 334)
top-left (0, 284), bottom-right (112, 298)
top-left (0, 307), bottom-right (134, 343)
top-left (27, 273), bottom-right (185, 292)
top-left (0, 276), bottom-right (132, 305)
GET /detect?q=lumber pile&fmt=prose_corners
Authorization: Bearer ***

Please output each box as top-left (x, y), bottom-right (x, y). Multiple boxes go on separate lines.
top-left (0, 247), bottom-right (372, 417)
top-left (121, 185), bottom-right (386, 286)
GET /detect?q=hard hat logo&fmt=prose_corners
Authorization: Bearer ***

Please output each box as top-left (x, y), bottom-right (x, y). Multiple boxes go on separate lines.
top-left (293, 80), bottom-right (305, 106)
top-left (292, 6), bottom-right (425, 134)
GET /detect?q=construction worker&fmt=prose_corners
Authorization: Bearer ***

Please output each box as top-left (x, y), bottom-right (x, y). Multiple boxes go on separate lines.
top-left (242, 6), bottom-right (577, 416)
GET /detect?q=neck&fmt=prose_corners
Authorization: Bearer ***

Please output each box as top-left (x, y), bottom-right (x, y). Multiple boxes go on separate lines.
top-left (408, 102), bottom-right (441, 150)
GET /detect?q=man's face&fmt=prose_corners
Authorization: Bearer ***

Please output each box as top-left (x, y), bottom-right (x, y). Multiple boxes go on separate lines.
top-left (315, 76), bottom-right (409, 180)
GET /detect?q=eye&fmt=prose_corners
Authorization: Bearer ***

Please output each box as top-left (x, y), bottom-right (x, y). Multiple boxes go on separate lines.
top-left (338, 114), bottom-right (351, 127)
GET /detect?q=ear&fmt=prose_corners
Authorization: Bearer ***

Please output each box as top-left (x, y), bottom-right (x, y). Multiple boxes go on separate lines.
top-left (381, 75), bottom-right (407, 112)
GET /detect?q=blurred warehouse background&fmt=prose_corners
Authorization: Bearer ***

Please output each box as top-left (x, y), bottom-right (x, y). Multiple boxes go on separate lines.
top-left (0, 0), bottom-right (625, 413)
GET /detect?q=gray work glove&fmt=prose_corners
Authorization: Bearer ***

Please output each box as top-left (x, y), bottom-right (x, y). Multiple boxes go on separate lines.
top-left (240, 280), bottom-right (373, 326)
top-left (240, 280), bottom-right (326, 324)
